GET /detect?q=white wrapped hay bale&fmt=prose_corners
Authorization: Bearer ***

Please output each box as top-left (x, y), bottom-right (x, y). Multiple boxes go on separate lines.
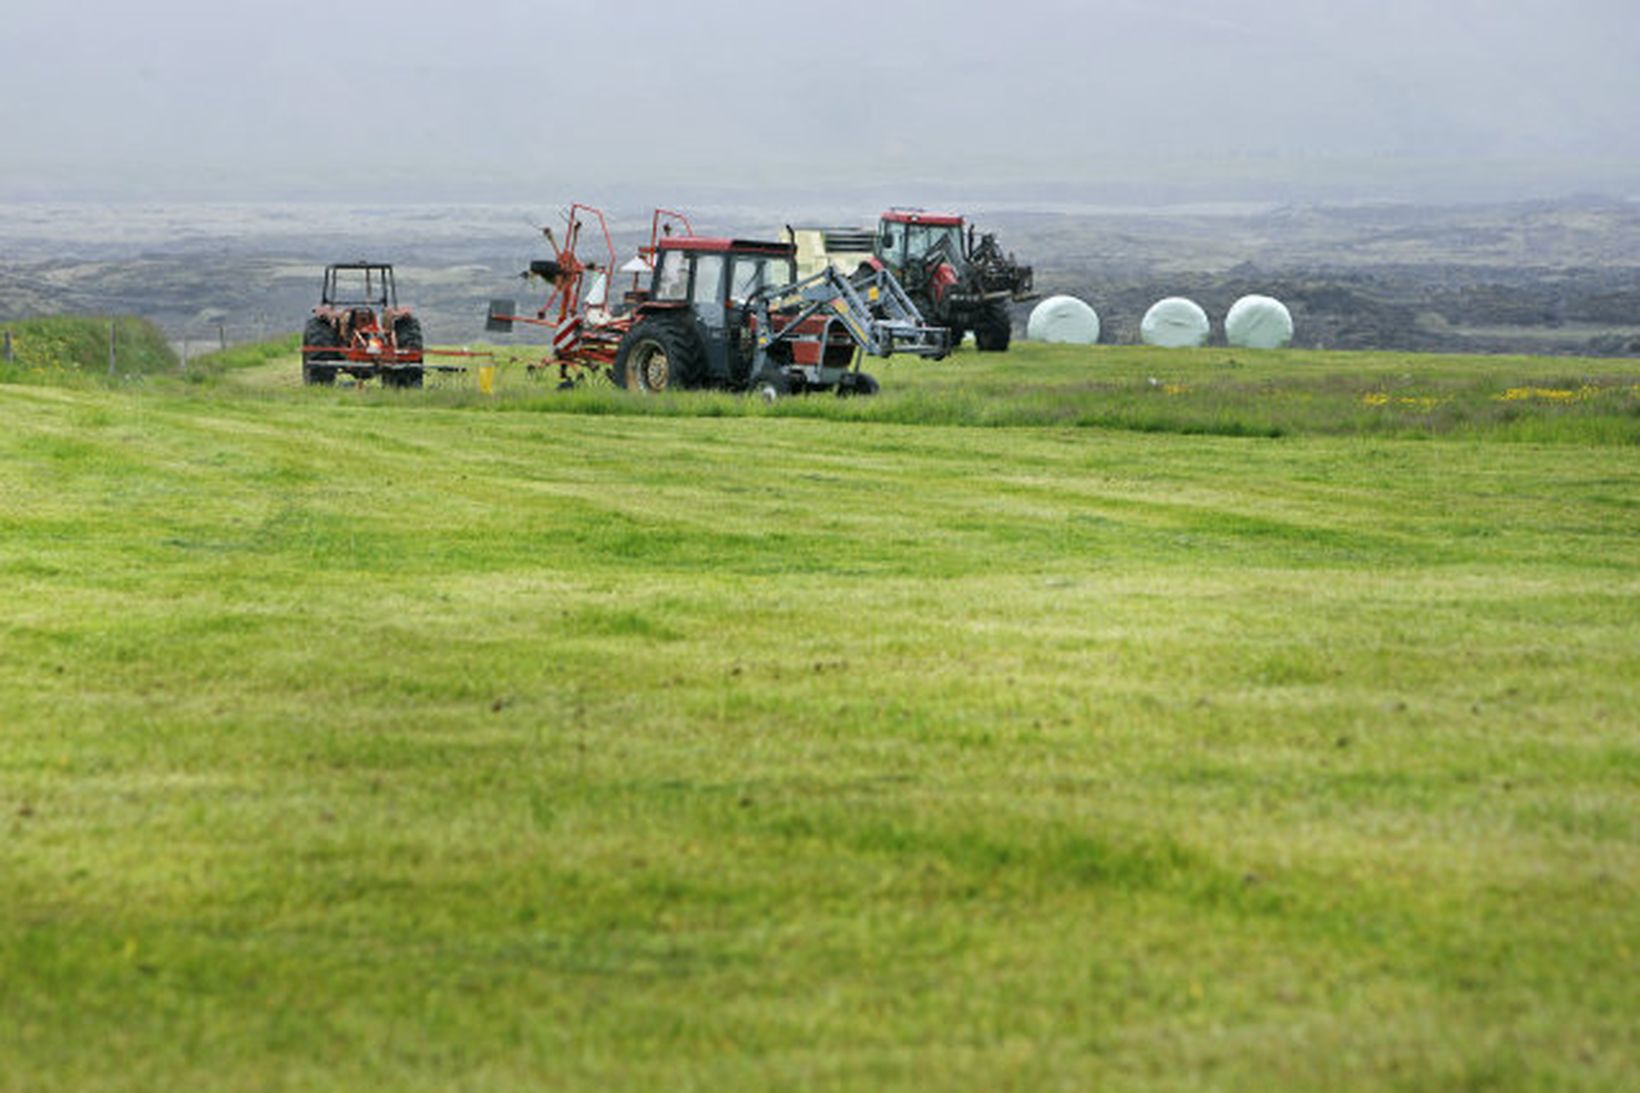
top-left (1140, 297), bottom-right (1210, 348)
top-left (1225, 294), bottom-right (1294, 349)
top-left (1026, 294), bottom-right (1101, 344)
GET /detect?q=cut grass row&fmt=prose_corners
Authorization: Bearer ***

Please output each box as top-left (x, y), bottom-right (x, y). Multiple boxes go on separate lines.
top-left (1, 341), bottom-right (1637, 1088)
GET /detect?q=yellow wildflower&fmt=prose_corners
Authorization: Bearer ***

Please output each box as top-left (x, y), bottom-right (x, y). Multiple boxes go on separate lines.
top-left (1495, 386), bottom-right (1592, 402)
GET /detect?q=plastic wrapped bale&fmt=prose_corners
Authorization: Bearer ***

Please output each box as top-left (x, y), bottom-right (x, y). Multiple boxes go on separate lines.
top-left (1026, 294), bottom-right (1101, 344)
top-left (1140, 297), bottom-right (1210, 348)
top-left (1225, 294), bottom-right (1294, 349)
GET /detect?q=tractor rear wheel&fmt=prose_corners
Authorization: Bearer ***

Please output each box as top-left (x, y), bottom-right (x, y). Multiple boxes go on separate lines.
top-left (613, 316), bottom-right (706, 392)
top-left (973, 302), bottom-right (1012, 352)
top-left (302, 316), bottom-right (342, 385)
top-left (393, 315), bottom-right (423, 355)
top-left (387, 316), bottom-right (425, 388)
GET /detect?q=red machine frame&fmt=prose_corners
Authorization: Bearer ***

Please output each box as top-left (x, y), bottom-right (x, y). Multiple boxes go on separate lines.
top-left (487, 205), bottom-right (705, 384)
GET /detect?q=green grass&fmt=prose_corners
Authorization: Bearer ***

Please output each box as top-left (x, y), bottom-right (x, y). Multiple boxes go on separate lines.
top-left (2, 340), bottom-right (1637, 1089)
top-left (180, 332), bottom-right (301, 383)
top-left (0, 315), bottom-right (178, 383)
top-left (222, 340), bottom-right (1640, 444)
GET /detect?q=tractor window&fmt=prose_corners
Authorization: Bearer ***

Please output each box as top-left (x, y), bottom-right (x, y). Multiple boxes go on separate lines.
top-left (327, 266), bottom-right (393, 307)
top-left (879, 221), bottom-right (906, 261)
top-left (728, 256), bottom-right (795, 303)
top-left (655, 250), bottom-right (689, 300)
top-left (905, 224), bottom-right (962, 263)
top-left (691, 254), bottom-right (725, 305)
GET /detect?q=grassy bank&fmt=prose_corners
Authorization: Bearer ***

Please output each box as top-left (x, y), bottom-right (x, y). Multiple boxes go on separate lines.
top-left (1, 342), bottom-right (1636, 1088)
top-left (0, 315), bottom-right (178, 382)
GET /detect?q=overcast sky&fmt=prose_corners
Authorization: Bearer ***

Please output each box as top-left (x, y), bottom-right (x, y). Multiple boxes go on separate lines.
top-left (3, 0), bottom-right (1638, 204)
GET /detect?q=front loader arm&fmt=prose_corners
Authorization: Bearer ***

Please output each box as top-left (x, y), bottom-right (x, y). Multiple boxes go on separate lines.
top-left (754, 266), bottom-right (949, 359)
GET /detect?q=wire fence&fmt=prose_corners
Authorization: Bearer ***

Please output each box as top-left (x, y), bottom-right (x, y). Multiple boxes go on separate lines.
top-left (0, 317), bottom-right (274, 378)
top-left (174, 325), bottom-right (233, 373)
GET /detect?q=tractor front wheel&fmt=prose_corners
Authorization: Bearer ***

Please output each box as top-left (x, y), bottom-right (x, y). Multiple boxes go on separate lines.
top-left (836, 371), bottom-right (880, 398)
top-left (613, 316), bottom-right (706, 393)
top-left (973, 302), bottom-right (1012, 352)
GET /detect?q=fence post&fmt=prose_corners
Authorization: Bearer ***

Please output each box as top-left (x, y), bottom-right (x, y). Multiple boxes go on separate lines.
top-left (218, 323), bottom-right (226, 351)
top-left (2, 330), bottom-right (12, 364)
top-left (180, 337), bottom-right (189, 374)
top-left (107, 320), bottom-right (117, 377)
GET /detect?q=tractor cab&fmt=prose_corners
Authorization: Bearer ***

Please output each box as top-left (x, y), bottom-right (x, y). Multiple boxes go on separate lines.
top-left (641, 236), bottom-right (800, 383)
top-left (316, 262), bottom-right (406, 343)
top-left (649, 237), bottom-right (797, 306)
top-left (322, 262), bottom-right (399, 310)
top-left (876, 210), bottom-right (966, 277)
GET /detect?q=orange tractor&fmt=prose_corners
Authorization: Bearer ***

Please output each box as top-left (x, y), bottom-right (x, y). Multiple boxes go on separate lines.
top-left (301, 262), bottom-right (427, 387)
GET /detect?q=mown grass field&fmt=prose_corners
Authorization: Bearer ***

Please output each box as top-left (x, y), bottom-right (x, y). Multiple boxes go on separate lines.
top-left (2, 335), bottom-right (1637, 1089)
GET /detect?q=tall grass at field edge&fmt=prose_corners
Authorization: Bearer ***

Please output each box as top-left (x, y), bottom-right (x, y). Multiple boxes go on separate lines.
top-left (0, 315), bottom-right (177, 382)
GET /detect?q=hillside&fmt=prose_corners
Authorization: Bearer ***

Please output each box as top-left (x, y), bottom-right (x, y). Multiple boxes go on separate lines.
top-left (3, 198), bottom-right (1639, 357)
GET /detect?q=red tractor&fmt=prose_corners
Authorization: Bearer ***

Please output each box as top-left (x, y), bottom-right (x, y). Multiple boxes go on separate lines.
top-left (787, 210), bottom-right (1035, 351)
top-left (301, 262), bottom-right (425, 387)
top-left (487, 205), bottom-right (949, 395)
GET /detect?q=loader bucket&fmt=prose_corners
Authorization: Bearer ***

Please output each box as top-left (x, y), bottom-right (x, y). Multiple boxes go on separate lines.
top-left (486, 299), bottom-right (516, 334)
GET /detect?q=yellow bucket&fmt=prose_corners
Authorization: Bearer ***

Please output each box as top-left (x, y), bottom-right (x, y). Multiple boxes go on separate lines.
top-left (477, 365), bottom-right (496, 394)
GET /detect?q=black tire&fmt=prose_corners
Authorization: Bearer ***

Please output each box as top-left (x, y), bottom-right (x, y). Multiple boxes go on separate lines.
top-left (755, 368), bottom-right (794, 398)
top-left (387, 316), bottom-right (425, 389)
top-left (302, 316), bottom-right (342, 385)
top-left (755, 372), bottom-right (791, 403)
top-left (393, 315), bottom-right (423, 354)
top-left (612, 315), bottom-right (706, 392)
top-left (946, 324), bottom-right (967, 351)
top-left (837, 371), bottom-right (880, 397)
top-left (973, 301), bottom-right (1012, 352)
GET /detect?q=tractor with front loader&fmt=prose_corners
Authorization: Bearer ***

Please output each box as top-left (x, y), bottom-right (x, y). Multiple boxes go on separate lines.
top-left (487, 204), bottom-right (950, 395)
top-left (301, 262), bottom-right (426, 387)
top-left (785, 209), bottom-right (1035, 352)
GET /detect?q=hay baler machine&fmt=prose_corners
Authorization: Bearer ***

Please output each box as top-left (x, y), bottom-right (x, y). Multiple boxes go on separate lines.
top-left (486, 203), bottom-right (950, 395)
top-left (300, 262), bottom-right (487, 387)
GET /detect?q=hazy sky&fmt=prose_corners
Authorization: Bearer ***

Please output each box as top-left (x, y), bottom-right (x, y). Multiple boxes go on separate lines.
top-left (3, 0), bottom-right (1638, 203)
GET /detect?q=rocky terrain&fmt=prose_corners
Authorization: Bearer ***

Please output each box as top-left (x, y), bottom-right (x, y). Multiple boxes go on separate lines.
top-left (2, 196), bottom-right (1637, 356)
top-left (986, 196), bottom-right (1640, 355)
